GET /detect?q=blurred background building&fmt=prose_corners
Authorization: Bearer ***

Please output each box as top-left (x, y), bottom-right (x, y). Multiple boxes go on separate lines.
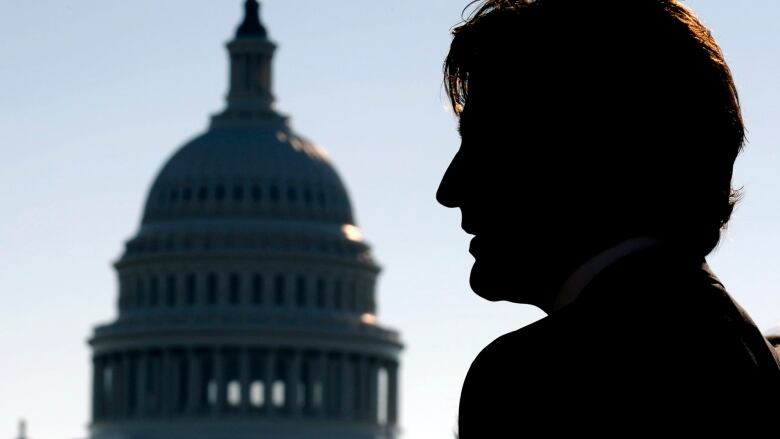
top-left (87, 1), bottom-right (403, 438)
top-left (766, 327), bottom-right (780, 358)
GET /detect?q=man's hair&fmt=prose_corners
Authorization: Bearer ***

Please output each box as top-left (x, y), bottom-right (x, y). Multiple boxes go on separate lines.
top-left (444, 0), bottom-right (745, 256)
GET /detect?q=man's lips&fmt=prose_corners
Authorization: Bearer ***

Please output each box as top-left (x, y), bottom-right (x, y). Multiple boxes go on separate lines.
top-left (462, 223), bottom-right (479, 235)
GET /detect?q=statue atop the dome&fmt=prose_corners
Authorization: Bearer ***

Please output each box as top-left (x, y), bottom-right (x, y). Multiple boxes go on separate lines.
top-left (236, 0), bottom-right (268, 38)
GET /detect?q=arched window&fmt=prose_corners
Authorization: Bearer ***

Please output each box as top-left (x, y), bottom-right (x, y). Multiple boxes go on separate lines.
top-left (251, 185), bottom-right (262, 201)
top-left (227, 380), bottom-right (241, 407)
top-left (312, 380), bottom-right (323, 408)
top-left (198, 185), bottom-right (209, 202)
top-left (378, 367), bottom-right (389, 425)
top-left (207, 380), bottom-right (218, 407)
top-left (270, 185), bottom-right (280, 203)
top-left (250, 381), bottom-right (265, 407)
top-left (272, 380), bottom-right (285, 407)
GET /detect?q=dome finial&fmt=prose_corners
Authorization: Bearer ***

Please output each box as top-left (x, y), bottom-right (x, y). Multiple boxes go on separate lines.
top-left (236, 0), bottom-right (268, 38)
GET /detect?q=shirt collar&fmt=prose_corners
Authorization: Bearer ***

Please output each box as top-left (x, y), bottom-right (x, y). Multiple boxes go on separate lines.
top-left (552, 236), bottom-right (662, 312)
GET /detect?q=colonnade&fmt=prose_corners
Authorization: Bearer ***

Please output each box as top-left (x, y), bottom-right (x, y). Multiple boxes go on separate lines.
top-left (92, 347), bottom-right (398, 426)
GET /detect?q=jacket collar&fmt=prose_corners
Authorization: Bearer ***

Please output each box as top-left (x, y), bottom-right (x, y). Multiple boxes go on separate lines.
top-left (552, 236), bottom-right (663, 312)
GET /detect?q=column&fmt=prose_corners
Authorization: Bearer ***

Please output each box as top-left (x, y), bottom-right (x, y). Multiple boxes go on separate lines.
top-left (161, 350), bottom-right (173, 416)
top-left (264, 348), bottom-right (276, 416)
top-left (154, 352), bottom-right (163, 415)
top-left (387, 361), bottom-right (399, 425)
top-left (108, 356), bottom-right (118, 420)
top-left (115, 354), bottom-right (124, 419)
top-left (287, 350), bottom-right (302, 416)
top-left (357, 356), bottom-right (369, 420)
top-left (102, 355), bottom-right (112, 420)
top-left (325, 354), bottom-right (337, 416)
top-left (120, 352), bottom-right (132, 419)
top-left (168, 350), bottom-right (181, 415)
top-left (136, 352), bottom-right (148, 417)
top-left (339, 353), bottom-right (354, 419)
top-left (92, 356), bottom-right (104, 422)
top-left (239, 347), bottom-right (251, 414)
top-left (212, 347), bottom-right (226, 414)
top-left (111, 353), bottom-right (125, 419)
top-left (116, 355), bottom-right (124, 419)
top-left (110, 354), bottom-right (122, 419)
top-left (187, 349), bottom-right (202, 415)
top-left (368, 358), bottom-right (379, 423)
top-left (303, 353), bottom-right (313, 414)
top-left (310, 351), bottom-right (326, 416)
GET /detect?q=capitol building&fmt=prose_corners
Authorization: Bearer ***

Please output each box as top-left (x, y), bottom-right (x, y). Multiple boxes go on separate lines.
top-left (87, 2), bottom-right (403, 438)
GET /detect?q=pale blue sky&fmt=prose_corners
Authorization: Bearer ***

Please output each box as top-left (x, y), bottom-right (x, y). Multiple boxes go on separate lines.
top-left (1, 1), bottom-right (779, 438)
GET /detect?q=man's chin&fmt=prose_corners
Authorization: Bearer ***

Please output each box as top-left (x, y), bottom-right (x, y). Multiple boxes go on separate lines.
top-left (469, 259), bottom-right (547, 307)
top-left (469, 262), bottom-right (516, 302)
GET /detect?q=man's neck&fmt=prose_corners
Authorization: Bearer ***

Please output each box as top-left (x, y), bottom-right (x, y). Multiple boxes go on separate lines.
top-left (550, 236), bottom-right (662, 313)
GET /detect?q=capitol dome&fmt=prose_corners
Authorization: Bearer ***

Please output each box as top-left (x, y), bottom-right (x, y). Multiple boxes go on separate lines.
top-left (142, 120), bottom-right (355, 226)
top-left (130, 115), bottom-right (374, 273)
top-left (88, 2), bottom-right (402, 439)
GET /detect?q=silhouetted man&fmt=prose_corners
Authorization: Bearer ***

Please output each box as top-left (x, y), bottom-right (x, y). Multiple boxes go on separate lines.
top-left (436, 0), bottom-right (780, 434)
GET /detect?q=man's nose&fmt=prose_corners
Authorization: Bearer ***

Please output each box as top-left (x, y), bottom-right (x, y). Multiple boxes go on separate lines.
top-left (436, 151), bottom-right (464, 208)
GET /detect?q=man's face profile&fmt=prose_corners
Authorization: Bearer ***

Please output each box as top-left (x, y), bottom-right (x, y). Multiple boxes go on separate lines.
top-left (435, 88), bottom-right (579, 310)
top-left (436, 0), bottom-right (749, 311)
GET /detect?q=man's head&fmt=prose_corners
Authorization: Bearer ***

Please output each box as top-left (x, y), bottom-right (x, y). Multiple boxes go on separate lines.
top-left (436, 0), bottom-right (745, 309)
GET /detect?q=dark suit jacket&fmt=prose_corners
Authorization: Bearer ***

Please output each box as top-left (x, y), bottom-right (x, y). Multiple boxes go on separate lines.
top-left (457, 243), bottom-right (780, 436)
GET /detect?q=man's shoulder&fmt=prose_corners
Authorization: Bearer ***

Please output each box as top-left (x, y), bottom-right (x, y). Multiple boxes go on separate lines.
top-left (458, 319), bottom-right (564, 431)
top-left (458, 246), bottom-right (780, 434)
top-left (463, 313), bottom-right (572, 388)
top-left (464, 245), bottom-right (780, 384)
top-left (475, 313), bottom-right (559, 356)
